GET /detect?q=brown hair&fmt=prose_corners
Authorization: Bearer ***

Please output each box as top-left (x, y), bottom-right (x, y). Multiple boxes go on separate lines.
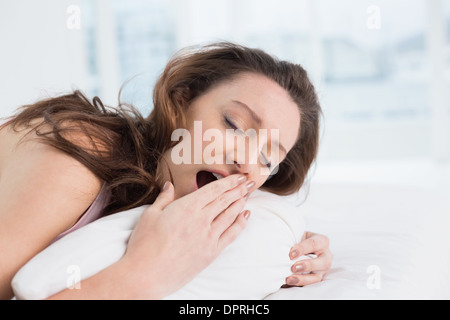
top-left (8, 42), bottom-right (321, 216)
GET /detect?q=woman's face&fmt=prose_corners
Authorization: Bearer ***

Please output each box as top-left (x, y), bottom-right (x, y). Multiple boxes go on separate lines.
top-left (159, 72), bottom-right (301, 199)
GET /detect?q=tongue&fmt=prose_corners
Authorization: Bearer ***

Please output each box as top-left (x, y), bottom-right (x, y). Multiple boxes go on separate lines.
top-left (196, 171), bottom-right (217, 189)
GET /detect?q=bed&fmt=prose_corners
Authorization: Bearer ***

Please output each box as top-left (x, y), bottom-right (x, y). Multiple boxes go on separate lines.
top-left (12, 182), bottom-right (450, 300)
top-left (267, 183), bottom-right (450, 300)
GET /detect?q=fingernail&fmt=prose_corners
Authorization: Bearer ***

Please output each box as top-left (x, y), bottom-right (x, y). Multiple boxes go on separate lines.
top-left (294, 264), bottom-right (304, 273)
top-left (245, 181), bottom-right (256, 191)
top-left (162, 181), bottom-right (169, 191)
top-left (244, 210), bottom-right (251, 220)
top-left (290, 250), bottom-right (299, 259)
top-left (238, 175), bottom-right (247, 183)
top-left (286, 277), bottom-right (298, 286)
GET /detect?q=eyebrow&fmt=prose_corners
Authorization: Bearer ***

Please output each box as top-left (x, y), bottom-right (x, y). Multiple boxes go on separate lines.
top-left (231, 99), bottom-right (287, 157)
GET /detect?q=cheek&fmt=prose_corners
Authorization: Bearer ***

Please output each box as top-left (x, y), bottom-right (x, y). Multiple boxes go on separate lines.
top-left (187, 121), bottom-right (224, 157)
top-left (160, 148), bottom-right (193, 183)
top-left (253, 174), bottom-right (271, 190)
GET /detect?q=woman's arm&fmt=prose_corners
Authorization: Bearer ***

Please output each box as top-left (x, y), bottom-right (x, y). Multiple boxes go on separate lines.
top-left (46, 257), bottom-right (148, 299)
top-left (2, 137), bottom-right (250, 300)
top-left (0, 139), bottom-right (102, 299)
top-left (47, 175), bottom-right (251, 300)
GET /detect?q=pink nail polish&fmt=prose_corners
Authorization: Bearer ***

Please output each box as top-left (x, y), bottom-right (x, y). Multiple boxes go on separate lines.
top-left (290, 250), bottom-right (299, 259)
top-left (286, 277), bottom-right (299, 286)
top-left (245, 181), bottom-right (255, 191)
top-left (238, 175), bottom-right (247, 183)
top-left (294, 264), bottom-right (304, 273)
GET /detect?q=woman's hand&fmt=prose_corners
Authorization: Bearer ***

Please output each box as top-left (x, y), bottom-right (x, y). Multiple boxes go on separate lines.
top-left (123, 175), bottom-right (253, 299)
top-left (285, 232), bottom-right (333, 287)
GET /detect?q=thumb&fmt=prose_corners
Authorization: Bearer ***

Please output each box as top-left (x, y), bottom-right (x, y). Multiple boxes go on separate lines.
top-left (152, 181), bottom-right (175, 210)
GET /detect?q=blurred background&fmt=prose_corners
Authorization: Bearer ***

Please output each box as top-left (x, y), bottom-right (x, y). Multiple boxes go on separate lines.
top-left (1, 0), bottom-right (449, 192)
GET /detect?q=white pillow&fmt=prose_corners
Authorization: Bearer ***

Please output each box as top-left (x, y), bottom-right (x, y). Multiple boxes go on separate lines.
top-left (12, 190), bottom-right (306, 300)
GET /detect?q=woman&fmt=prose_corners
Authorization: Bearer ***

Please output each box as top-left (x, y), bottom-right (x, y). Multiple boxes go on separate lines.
top-left (0, 42), bottom-right (332, 299)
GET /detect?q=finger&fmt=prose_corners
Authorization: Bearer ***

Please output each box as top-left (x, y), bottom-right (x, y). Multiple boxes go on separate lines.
top-left (217, 210), bottom-right (250, 252)
top-left (300, 232), bottom-right (307, 242)
top-left (291, 251), bottom-right (333, 274)
top-left (204, 180), bottom-right (254, 222)
top-left (211, 198), bottom-right (247, 235)
top-left (285, 272), bottom-right (325, 287)
top-left (151, 181), bottom-right (175, 211)
top-left (303, 231), bottom-right (315, 240)
top-left (186, 174), bottom-right (247, 208)
top-left (289, 234), bottom-right (330, 259)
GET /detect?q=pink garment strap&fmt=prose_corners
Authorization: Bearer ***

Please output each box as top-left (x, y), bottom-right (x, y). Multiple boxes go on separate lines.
top-left (51, 184), bottom-right (110, 243)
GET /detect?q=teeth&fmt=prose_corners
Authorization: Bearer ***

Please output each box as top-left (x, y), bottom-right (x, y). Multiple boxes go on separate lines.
top-left (212, 172), bottom-right (224, 180)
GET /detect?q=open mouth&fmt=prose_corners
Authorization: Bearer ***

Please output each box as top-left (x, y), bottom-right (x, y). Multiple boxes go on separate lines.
top-left (196, 171), bottom-right (225, 189)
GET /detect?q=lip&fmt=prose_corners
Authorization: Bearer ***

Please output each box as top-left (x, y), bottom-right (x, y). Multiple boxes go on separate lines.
top-left (194, 169), bottom-right (230, 190)
top-left (207, 169), bottom-right (230, 179)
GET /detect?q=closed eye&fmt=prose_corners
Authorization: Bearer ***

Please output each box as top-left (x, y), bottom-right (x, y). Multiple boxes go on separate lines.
top-left (223, 116), bottom-right (245, 135)
top-left (224, 116), bottom-right (238, 130)
top-left (260, 153), bottom-right (272, 169)
top-left (224, 115), bottom-right (272, 169)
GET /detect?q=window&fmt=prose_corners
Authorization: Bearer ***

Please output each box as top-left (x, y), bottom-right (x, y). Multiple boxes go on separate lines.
top-left (81, 0), bottom-right (450, 166)
top-left (112, 0), bottom-right (175, 113)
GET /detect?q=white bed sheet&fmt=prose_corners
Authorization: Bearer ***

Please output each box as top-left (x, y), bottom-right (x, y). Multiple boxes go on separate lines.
top-left (266, 183), bottom-right (450, 300)
top-left (11, 182), bottom-right (450, 300)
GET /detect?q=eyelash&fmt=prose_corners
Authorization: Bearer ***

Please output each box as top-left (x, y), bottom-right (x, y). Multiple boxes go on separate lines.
top-left (260, 153), bottom-right (272, 169)
top-left (223, 115), bottom-right (272, 169)
top-left (224, 116), bottom-right (238, 130)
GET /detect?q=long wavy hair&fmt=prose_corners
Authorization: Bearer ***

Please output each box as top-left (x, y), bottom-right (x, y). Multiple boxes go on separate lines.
top-left (7, 42), bottom-right (322, 216)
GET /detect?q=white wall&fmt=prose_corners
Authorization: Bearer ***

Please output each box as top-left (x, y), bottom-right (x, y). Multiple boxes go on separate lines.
top-left (0, 0), bottom-right (89, 118)
top-left (427, 0), bottom-right (450, 162)
top-left (1, 0), bottom-right (448, 191)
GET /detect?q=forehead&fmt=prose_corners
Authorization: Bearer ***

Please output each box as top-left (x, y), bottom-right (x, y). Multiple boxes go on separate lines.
top-left (195, 72), bottom-right (301, 152)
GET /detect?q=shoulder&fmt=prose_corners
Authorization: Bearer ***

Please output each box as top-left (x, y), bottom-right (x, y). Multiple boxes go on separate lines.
top-left (1, 125), bottom-right (103, 240)
top-left (6, 123), bottom-right (102, 196)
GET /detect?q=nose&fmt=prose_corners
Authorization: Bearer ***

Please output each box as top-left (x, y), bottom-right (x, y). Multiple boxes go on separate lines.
top-left (225, 136), bottom-right (260, 177)
top-left (231, 160), bottom-right (253, 174)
